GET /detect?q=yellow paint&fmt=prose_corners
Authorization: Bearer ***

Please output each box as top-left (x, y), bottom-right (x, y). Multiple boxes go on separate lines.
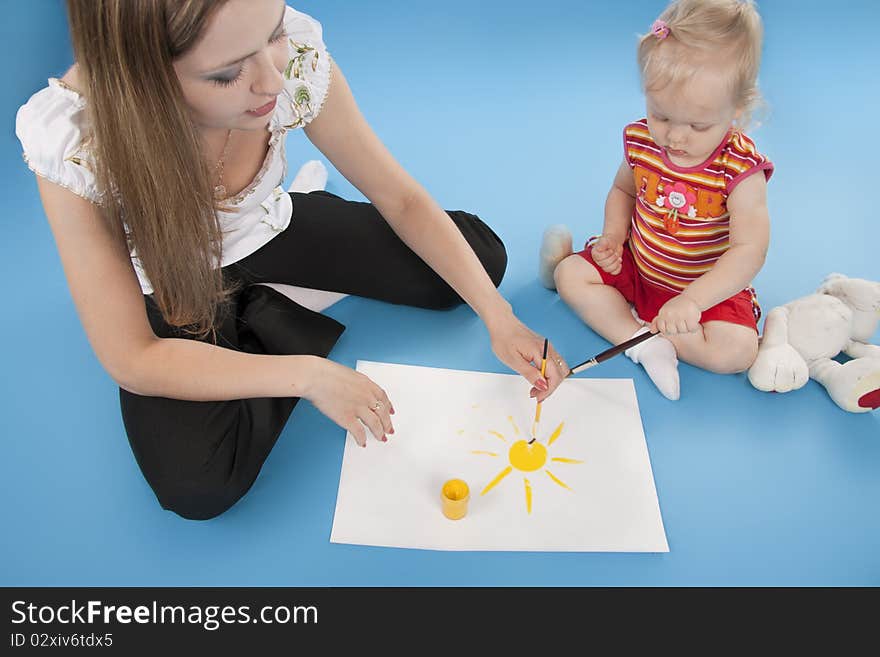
top-left (456, 429), bottom-right (465, 436)
top-left (547, 421), bottom-right (565, 445)
top-left (471, 414), bottom-right (585, 515)
top-left (481, 466), bottom-right (513, 496)
top-left (508, 440), bottom-right (547, 472)
top-left (441, 479), bottom-right (470, 520)
top-left (544, 469), bottom-right (571, 490)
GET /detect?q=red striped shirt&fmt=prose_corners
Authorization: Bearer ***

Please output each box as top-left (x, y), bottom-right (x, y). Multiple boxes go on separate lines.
top-left (624, 119), bottom-right (773, 293)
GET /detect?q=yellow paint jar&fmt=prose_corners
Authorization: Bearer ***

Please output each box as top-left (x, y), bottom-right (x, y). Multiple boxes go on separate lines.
top-left (441, 479), bottom-right (469, 520)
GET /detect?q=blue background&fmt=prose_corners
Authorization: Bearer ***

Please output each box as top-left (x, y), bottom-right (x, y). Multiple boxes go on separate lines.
top-left (1, 0), bottom-right (877, 585)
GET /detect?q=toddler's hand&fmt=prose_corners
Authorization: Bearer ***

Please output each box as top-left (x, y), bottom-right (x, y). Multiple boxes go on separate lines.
top-left (651, 295), bottom-right (702, 335)
top-left (590, 235), bottom-right (624, 275)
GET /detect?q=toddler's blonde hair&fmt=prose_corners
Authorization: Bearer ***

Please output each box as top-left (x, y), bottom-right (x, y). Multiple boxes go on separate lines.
top-left (637, 0), bottom-right (764, 129)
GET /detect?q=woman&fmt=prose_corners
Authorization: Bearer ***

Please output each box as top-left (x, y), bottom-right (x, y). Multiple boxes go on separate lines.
top-left (15, 0), bottom-right (568, 520)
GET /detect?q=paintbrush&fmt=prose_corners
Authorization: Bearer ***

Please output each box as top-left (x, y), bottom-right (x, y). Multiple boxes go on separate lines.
top-left (529, 338), bottom-right (549, 445)
top-left (567, 330), bottom-right (657, 377)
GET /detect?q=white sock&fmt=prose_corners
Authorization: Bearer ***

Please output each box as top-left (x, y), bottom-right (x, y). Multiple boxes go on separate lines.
top-left (288, 160), bottom-right (328, 193)
top-left (625, 327), bottom-right (680, 400)
top-left (538, 224), bottom-right (573, 289)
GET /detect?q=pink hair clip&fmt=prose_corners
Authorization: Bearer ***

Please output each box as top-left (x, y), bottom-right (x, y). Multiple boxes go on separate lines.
top-left (651, 19), bottom-right (670, 40)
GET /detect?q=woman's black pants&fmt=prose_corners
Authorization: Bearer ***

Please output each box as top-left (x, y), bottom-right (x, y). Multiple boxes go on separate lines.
top-left (119, 191), bottom-right (507, 520)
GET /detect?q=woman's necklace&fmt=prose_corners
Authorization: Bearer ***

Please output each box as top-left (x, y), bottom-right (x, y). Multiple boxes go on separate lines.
top-left (213, 128), bottom-right (233, 201)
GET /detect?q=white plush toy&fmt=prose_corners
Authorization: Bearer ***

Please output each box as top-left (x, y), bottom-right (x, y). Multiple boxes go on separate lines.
top-left (748, 274), bottom-right (880, 412)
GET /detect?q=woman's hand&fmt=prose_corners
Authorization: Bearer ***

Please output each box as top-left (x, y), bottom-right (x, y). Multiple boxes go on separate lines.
top-left (301, 357), bottom-right (394, 448)
top-left (651, 294), bottom-right (702, 335)
top-left (486, 311), bottom-right (568, 403)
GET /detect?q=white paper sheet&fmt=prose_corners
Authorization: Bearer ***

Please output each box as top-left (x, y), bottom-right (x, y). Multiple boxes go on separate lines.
top-left (330, 361), bottom-right (669, 552)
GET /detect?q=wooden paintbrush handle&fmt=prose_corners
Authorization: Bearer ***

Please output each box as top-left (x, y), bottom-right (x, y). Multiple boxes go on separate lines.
top-left (567, 330), bottom-right (657, 376)
top-left (595, 330), bottom-right (656, 363)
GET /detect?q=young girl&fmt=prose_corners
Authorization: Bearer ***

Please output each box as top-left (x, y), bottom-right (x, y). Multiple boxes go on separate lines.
top-left (15, 0), bottom-right (569, 520)
top-left (541, 0), bottom-right (772, 400)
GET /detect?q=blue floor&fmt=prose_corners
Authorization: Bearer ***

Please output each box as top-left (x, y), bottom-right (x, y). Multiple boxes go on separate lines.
top-left (2, 1), bottom-right (877, 586)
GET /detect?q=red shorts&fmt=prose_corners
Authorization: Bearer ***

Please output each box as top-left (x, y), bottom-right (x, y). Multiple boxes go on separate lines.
top-left (576, 242), bottom-right (760, 331)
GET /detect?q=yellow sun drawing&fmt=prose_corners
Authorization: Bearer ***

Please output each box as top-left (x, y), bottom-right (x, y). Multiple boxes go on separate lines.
top-left (466, 417), bottom-right (584, 514)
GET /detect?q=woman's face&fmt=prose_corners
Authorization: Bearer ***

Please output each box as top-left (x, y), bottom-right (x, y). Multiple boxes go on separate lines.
top-left (173, 0), bottom-right (288, 132)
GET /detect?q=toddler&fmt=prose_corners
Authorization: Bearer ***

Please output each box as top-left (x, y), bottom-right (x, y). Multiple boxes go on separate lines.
top-left (542, 0), bottom-right (772, 400)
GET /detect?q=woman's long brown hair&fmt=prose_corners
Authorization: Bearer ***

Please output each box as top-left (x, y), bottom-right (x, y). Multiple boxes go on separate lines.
top-left (66, 0), bottom-right (233, 337)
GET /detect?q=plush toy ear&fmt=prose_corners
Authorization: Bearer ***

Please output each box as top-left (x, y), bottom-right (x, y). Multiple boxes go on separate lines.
top-left (818, 272), bottom-right (847, 295)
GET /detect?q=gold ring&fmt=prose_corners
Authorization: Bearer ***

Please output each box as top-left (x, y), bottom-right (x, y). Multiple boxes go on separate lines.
top-left (372, 401), bottom-right (383, 412)
top-left (555, 358), bottom-right (564, 368)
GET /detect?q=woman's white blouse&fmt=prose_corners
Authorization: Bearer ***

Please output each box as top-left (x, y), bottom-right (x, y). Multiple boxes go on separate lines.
top-left (15, 6), bottom-right (332, 295)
